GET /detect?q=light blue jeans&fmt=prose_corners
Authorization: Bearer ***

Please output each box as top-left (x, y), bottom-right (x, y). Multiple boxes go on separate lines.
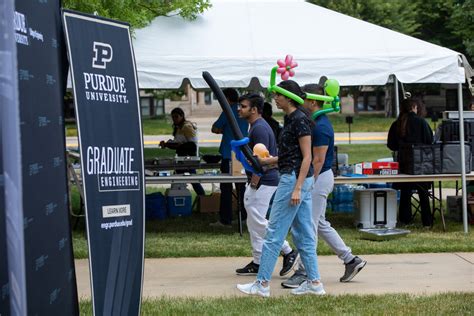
top-left (256, 172), bottom-right (320, 282)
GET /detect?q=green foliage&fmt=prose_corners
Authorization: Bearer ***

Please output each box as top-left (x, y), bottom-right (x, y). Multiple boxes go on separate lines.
top-left (62, 0), bottom-right (211, 29)
top-left (450, 0), bottom-right (474, 58)
top-left (414, 0), bottom-right (465, 56)
top-left (309, 0), bottom-right (420, 35)
top-left (309, 0), bottom-right (473, 62)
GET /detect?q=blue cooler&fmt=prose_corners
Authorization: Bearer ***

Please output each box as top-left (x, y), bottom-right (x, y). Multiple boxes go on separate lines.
top-left (165, 184), bottom-right (192, 217)
top-left (145, 192), bottom-right (167, 220)
top-left (332, 185), bottom-right (355, 213)
top-left (367, 183), bottom-right (389, 189)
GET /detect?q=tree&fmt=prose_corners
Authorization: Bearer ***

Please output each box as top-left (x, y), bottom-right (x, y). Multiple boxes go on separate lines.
top-left (62, 0), bottom-right (212, 29)
top-left (310, 0), bottom-right (472, 61)
top-left (308, 0), bottom-right (420, 35)
top-left (449, 0), bottom-right (474, 59)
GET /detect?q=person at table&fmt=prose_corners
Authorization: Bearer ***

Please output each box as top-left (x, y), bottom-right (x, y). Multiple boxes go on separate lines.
top-left (235, 92), bottom-right (299, 276)
top-left (387, 98), bottom-right (433, 227)
top-left (160, 107), bottom-right (205, 196)
top-left (262, 101), bottom-right (282, 140)
top-left (210, 88), bottom-right (248, 227)
top-left (282, 83), bottom-right (367, 288)
top-left (237, 80), bottom-right (324, 297)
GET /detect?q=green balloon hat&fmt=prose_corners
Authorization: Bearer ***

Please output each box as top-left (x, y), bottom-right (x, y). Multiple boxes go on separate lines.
top-left (268, 55), bottom-right (341, 119)
top-left (306, 78), bottom-right (341, 119)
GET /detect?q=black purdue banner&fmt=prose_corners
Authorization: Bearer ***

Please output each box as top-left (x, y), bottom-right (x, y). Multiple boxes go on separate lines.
top-left (63, 11), bottom-right (145, 316)
top-left (0, 3), bottom-right (13, 315)
top-left (1, 0), bottom-right (80, 314)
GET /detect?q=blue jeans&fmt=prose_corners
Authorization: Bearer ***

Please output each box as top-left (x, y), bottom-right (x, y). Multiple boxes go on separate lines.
top-left (257, 173), bottom-right (320, 282)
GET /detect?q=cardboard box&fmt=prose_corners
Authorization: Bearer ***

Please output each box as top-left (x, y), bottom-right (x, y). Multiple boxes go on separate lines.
top-left (361, 162), bottom-right (399, 169)
top-left (231, 152), bottom-right (244, 176)
top-left (361, 168), bottom-right (399, 175)
top-left (199, 192), bottom-right (238, 213)
top-left (354, 162), bottom-right (399, 175)
top-left (199, 193), bottom-right (221, 213)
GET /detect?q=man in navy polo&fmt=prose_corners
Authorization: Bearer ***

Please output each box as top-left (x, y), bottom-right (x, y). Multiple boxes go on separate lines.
top-left (210, 88), bottom-right (248, 227)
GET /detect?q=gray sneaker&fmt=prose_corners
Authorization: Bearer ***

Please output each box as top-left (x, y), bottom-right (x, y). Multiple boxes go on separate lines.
top-left (281, 269), bottom-right (307, 288)
top-left (340, 256), bottom-right (367, 282)
top-left (209, 221), bottom-right (232, 228)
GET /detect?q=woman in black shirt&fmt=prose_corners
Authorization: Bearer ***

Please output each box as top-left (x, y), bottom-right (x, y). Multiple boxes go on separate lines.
top-left (387, 98), bottom-right (433, 227)
top-left (237, 80), bottom-right (325, 297)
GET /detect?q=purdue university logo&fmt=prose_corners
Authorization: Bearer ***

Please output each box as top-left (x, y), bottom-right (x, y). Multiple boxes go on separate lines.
top-left (92, 42), bottom-right (113, 69)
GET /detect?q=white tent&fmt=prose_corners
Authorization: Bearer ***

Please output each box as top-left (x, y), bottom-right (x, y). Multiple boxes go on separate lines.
top-left (133, 0), bottom-right (467, 89)
top-left (133, 0), bottom-right (471, 233)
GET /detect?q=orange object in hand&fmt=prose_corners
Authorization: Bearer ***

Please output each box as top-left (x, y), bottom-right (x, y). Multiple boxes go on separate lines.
top-left (253, 143), bottom-right (270, 158)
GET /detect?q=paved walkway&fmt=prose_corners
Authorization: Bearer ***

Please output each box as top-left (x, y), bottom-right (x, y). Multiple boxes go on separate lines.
top-left (75, 252), bottom-right (473, 298)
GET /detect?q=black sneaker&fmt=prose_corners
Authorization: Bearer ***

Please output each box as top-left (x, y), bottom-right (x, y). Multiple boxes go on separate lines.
top-left (340, 256), bottom-right (367, 282)
top-left (280, 250), bottom-right (300, 276)
top-left (236, 261), bottom-right (259, 275)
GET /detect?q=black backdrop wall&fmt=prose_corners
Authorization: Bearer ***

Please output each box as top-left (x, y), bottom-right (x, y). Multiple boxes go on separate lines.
top-left (1, 0), bottom-right (16, 314)
top-left (8, 0), bottom-right (78, 314)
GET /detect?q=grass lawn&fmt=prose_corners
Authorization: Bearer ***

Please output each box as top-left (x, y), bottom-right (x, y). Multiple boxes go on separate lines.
top-left (79, 293), bottom-right (474, 315)
top-left (71, 205), bottom-right (473, 259)
top-left (66, 117), bottom-right (173, 137)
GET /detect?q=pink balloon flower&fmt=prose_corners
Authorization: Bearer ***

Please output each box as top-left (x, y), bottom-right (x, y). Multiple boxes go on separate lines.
top-left (276, 55), bottom-right (298, 80)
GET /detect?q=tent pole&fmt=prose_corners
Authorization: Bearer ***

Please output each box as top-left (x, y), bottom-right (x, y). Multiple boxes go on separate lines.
top-left (394, 76), bottom-right (400, 117)
top-left (458, 83), bottom-right (468, 233)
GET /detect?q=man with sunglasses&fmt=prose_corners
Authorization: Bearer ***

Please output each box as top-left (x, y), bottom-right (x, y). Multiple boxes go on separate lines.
top-left (235, 93), bottom-right (299, 276)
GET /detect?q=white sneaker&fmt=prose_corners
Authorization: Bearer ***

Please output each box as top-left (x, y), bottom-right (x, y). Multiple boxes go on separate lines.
top-left (291, 280), bottom-right (326, 296)
top-left (237, 281), bottom-right (270, 297)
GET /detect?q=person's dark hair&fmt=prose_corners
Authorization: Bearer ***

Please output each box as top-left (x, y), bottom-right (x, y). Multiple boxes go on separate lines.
top-left (223, 88), bottom-right (239, 103)
top-left (277, 80), bottom-right (314, 126)
top-left (277, 80), bottom-right (306, 106)
top-left (171, 107), bottom-right (185, 118)
top-left (239, 93), bottom-right (264, 114)
top-left (302, 83), bottom-right (324, 107)
top-left (263, 102), bottom-right (273, 119)
top-left (397, 98), bottom-right (423, 138)
top-left (171, 107), bottom-right (187, 137)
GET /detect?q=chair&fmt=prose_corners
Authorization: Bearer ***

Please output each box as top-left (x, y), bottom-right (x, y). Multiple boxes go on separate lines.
top-left (410, 182), bottom-right (446, 230)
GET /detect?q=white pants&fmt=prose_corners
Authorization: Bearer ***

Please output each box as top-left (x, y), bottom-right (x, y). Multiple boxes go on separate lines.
top-left (244, 184), bottom-right (292, 264)
top-left (311, 169), bottom-right (354, 264)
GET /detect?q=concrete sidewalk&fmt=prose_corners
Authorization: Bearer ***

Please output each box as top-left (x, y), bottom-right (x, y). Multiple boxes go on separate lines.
top-left (75, 252), bottom-right (473, 298)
